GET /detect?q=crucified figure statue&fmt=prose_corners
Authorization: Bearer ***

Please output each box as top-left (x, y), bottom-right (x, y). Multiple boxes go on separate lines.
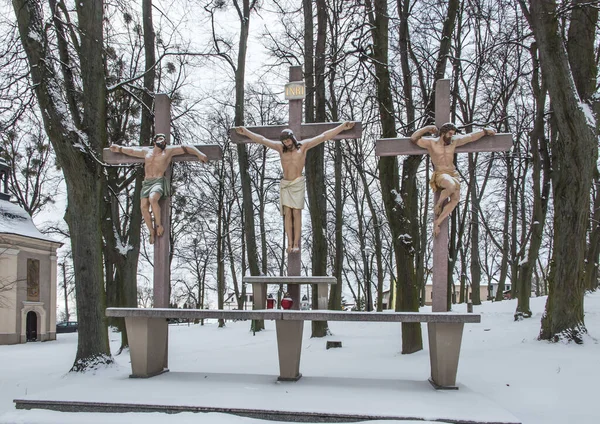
top-left (410, 123), bottom-right (496, 237)
top-left (234, 121), bottom-right (355, 253)
top-left (110, 134), bottom-right (208, 244)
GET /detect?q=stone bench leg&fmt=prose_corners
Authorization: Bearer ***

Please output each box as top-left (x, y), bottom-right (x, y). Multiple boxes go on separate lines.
top-left (252, 283), bottom-right (266, 309)
top-left (125, 316), bottom-right (169, 378)
top-left (427, 322), bottom-right (464, 390)
top-left (317, 284), bottom-right (328, 310)
top-left (275, 320), bottom-right (304, 381)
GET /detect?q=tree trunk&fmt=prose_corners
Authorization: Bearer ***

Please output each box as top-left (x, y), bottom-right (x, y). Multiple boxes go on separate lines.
top-left (217, 159), bottom-right (226, 328)
top-left (566, 0), bottom-right (599, 293)
top-left (396, 0), bottom-right (425, 349)
top-left (515, 45), bottom-right (550, 319)
top-left (365, 0), bottom-right (420, 353)
top-left (468, 154), bottom-right (481, 305)
top-left (109, 0), bottom-right (153, 350)
top-left (232, 0), bottom-right (262, 330)
top-left (585, 171), bottom-right (600, 291)
top-left (12, 0), bottom-right (112, 369)
top-left (328, 56), bottom-right (343, 312)
top-left (496, 153), bottom-right (512, 301)
top-left (524, 0), bottom-right (597, 342)
top-left (306, 0), bottom-right (329, 337)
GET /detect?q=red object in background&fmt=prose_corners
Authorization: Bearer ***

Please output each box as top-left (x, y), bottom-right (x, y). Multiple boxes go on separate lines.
top-left (281, 297), bottom-right (293, 310)
top-left (266, 297), bottom-right (276, 309)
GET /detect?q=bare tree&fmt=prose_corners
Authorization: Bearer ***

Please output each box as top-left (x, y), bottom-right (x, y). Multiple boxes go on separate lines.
top-left (519, 0), bottom-right (598, 342)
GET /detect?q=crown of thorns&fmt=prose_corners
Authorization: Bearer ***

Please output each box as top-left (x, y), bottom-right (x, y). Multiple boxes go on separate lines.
top-left (280, 129), bottom-right (295, 141)
top-left (153, 134), bottom-right (166, 142)
top-left (439, 123), bottom-right (461, 134)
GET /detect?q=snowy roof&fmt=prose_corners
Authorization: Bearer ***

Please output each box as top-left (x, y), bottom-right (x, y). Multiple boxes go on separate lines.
top-left (0, 200), bottom-right (61, 245)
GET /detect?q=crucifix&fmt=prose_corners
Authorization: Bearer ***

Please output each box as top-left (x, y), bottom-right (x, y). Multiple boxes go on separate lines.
top-left (375, 79), bottom-right (513, 313)
top-left (230, 66), bottom-right (362, 311)
top-left (103, 94), bottom-right (222, 309)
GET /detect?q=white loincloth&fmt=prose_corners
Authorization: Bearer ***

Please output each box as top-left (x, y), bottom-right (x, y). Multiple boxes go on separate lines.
top-left (280, 176), bottom-right (305, 215)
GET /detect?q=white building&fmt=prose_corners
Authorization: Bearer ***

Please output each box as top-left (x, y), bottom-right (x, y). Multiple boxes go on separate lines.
top-left (0, 159), bottom-right (62, 344)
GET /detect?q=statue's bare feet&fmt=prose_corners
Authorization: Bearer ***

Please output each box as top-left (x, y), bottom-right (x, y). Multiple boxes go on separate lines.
top-left (156, 225), bottom-right (164, 237)
top-left (287, 246), bottom-right (292, 253)
top-left (149, 230), bottom-right (155, 245)
top-left (433, 224), bottom-right (441, 237)
top-left (434, 203), bottom-right (442, 217)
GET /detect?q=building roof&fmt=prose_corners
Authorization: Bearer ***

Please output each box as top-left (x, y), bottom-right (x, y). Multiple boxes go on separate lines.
top-left (0, 200), bottom-right (61, 245)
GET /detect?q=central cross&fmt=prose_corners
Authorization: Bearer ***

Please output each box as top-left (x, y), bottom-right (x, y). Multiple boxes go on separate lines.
top-left (230, 66), bottom-right (362, 311)
top-left (103, 94), bottom-right (222, 308)
top-left (375, 79), bottom-right (512, 312)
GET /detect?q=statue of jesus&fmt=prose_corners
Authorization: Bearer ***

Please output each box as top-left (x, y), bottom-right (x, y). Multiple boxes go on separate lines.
top-left (235, 121), bottom-right (355, 253)
top-left (110, 134), bottom-right (208, 244)
top-left (410, 123), bottom-right (496, 237)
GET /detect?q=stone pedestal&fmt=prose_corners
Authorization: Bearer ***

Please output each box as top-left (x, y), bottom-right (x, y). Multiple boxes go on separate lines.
top-left (427, 322), bottom-right (464, 389)
top-left (275, 320), bottom-right (304, 381)
top-left (125, 317), bottom-right (169, 378)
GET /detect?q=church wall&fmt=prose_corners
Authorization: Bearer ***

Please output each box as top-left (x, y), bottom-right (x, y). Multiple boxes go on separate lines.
top-left (16, 247), bottom-right (56, 342)
top-left (0, 247), bottom-right (20, 344)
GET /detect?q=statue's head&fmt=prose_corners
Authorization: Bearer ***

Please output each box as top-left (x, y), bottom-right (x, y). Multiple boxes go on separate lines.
top-left (439, 122), bottom-right (460, 135)
top-left (439, 123), bottom-right (461, 145)
top-left (280, 129), bottom-right (300, 152)
top-left (153, 133), bottom-right (167, 151)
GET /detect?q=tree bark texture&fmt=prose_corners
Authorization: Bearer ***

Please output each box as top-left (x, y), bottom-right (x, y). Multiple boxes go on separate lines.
top-left (566, 1), bottom-right (599, 293)
top-left (365, 0), bottom-right (421, 353)
top-left (306, 0), bottom-right (329, 337)
top-left (515, 46), bottom-right (550, 319)
top-left (12, 0), bottom-right (112, 369)
top-left (232, 0), bottom-right (262, 330)
top-left (525, 0), bottom-right (597, 342)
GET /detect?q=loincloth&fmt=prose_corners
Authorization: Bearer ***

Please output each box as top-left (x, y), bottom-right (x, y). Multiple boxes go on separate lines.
top-left (280, 176), bottom-right (305, 215)
top-left (429, 170), bottom-right (460, 192)
top-left (141, 176), bottom-right (171, 199)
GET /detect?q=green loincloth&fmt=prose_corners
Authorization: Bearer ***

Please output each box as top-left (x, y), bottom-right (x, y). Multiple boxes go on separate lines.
top-left (141, 176), bottom-right (171, 199)
top-left (280, 176), bottom-right (305, 215)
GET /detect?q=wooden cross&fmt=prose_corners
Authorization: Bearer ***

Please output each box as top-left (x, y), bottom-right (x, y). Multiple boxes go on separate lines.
top-left (103, 94), bottom-right (222, 308)
top-left (230, 66), bottom-right (362, 309)
top-left (375, 79), bottom-right (513, 312)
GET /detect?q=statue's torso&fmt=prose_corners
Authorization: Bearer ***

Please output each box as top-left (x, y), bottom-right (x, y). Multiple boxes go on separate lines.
top-left (280, 147), bottom-right (306, 180)
top-left (428, 137), bottom-right (457, 173)
top-left (144, 148), bottom-right (171, 178)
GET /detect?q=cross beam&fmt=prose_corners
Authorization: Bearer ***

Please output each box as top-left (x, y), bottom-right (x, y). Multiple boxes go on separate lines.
top-left (375, 79), bottom-right (512, 312)
top-left (376, 133), bottom-right (513, 156)
top-left (104, 145), bottom-right (222, 163)
top-left (230, 122), bottom-right (362, 144)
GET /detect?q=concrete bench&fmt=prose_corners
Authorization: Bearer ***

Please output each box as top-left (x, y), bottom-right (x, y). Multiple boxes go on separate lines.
top-left (242, 276), bottom-right (336, 310)
top-left (106, 308), bottom-right (480, 389)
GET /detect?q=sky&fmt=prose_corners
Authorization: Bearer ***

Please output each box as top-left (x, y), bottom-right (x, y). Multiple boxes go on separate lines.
top-left (1, 292), bottom-right (599, 424)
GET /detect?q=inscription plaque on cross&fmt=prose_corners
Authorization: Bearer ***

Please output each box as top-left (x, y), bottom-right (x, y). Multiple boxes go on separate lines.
top-left (230, 66), bottom-right (362, 312)
top-left (103, 94), bottom-right (222, 309)
top-left (375, 79), bottom-right (513, 312)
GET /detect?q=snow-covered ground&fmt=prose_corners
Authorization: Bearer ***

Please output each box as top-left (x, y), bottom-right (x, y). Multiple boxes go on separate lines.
top-left (1, 293), bottom-right (599, 424)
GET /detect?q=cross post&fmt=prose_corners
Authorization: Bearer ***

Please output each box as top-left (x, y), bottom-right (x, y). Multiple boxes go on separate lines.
top-left (230, 66), bottom-right (362, 310)
top-left (375, 79), bottom-right (512, 312)
top-left (103, 94), bottom-right (222, 308)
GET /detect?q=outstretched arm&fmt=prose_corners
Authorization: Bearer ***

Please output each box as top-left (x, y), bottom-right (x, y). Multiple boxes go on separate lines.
top-left (234, 127), bottom-right (282, 152)
top-left (455, 128), bottom-right (496, 147)
top-left (410, 125), bottom-right (437, 149)
top-left (109, 144), bottom-right (147, 158)
top-left (302, 121), bottom-right (355, 151)
top-left (169, 145), bottom-right (208, 163)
